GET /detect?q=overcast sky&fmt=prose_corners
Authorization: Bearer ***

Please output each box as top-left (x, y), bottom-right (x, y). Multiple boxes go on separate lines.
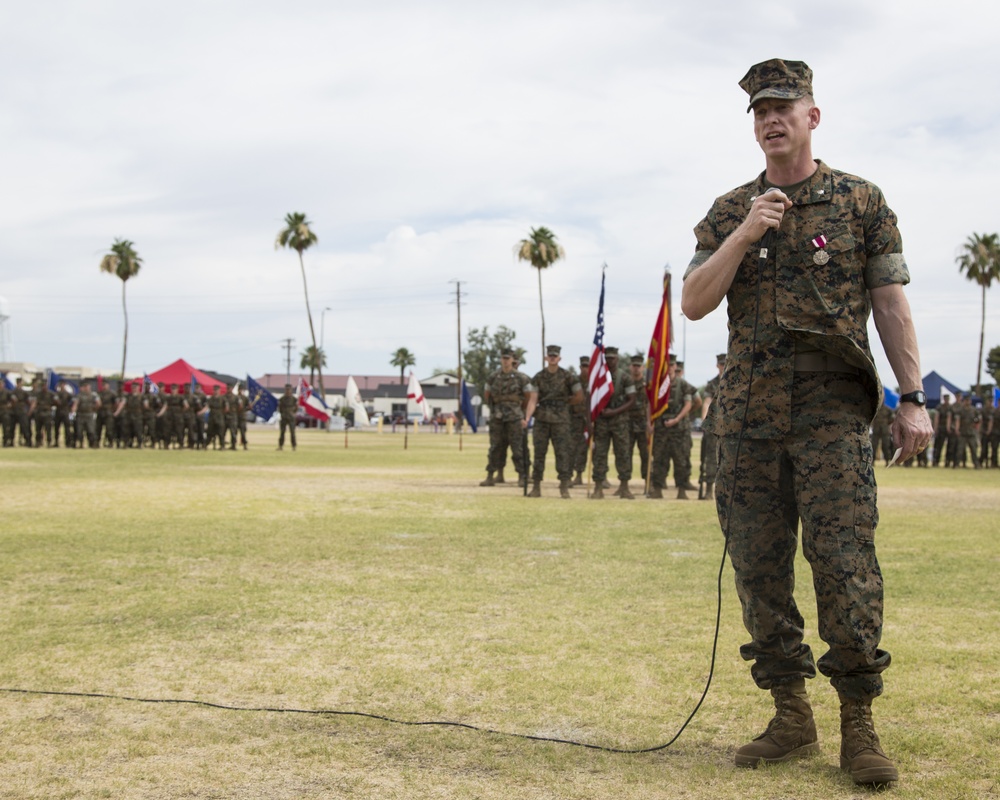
top-left (2, 0), bottom-right (998, 389)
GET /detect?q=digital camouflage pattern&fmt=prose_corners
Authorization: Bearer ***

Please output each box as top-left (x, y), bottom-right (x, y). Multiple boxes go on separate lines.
top-left (530, 366), bottom-right (581, 482)
top-left (650, 377), bottom-right (693, 489)
top-left (591, 366), bottom-right (636, 483)
top-left (687, 160), bottom-right (909, 701)
top-left (688, 160), bottom-right (909, 439)
top-left (714, 372), bottom-right (888, 700)
top-left (484, 367), bottom-right (532, 475)
top-left (700, 372), bottom-right (721, 485)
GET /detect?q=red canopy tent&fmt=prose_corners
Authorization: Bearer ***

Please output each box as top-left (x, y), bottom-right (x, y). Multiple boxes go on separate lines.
top-left (130, 359), bottom-right (229, 392)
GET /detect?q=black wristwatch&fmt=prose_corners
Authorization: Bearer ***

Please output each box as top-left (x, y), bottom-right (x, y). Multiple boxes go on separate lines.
top-left (899, 390), bottom-right (927, 407)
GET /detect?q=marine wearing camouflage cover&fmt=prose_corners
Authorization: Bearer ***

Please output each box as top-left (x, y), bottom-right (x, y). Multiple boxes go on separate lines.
top-left (591, 364), bottom-right (636, 483)
top-left (650, 375), bottom-right (693, 489)
top-left (483, 367), bottom-right (532, 477)
top-left (529, 364), bottom-right (582, 483)
top-left (686, 159), bottom-right (908, 700)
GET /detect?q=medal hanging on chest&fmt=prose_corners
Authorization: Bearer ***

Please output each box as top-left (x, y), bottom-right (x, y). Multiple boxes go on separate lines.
top-left (811, 234), bottom-right (829, 265)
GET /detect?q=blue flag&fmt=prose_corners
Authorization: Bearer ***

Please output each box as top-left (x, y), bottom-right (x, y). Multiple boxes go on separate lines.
top-left (994, 386), bottom-right (1000, 408)
top-left (883, 386), bottom-right (900, 410)
top-left (247, 374), bottom-right (278, 421)
top-left (1, 372), bottom-right (14, 391)
top-left (47, 370), bottom-right (79, 395)
top-left (460, 379), bottom-right (478, 433)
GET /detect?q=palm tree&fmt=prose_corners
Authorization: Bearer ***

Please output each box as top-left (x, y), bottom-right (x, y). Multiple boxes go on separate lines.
top-left (956, 232), bottom-right (1000, 396)
top-left (300, 345), bottom-right (326, 385)
top-left (276, 212), bottom-right (325, 399)
top-left (99, 238), bottom-right (143, 379)
top-left (515, 226), bottom-right (564, 366)
top-left (390, 347), bottom-right (416, 385)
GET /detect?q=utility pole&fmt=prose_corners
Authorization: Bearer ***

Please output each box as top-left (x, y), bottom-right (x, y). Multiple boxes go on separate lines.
top-left (282, 338), bottom-right (294, 384)
top-left (449, 280), bottom-right (465, 442)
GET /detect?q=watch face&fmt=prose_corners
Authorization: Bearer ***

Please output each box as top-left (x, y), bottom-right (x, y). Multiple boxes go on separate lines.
top-left (902, 391), bottom-right (927, 406)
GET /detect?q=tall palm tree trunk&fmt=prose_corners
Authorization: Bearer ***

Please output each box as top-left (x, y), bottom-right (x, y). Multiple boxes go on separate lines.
top-left (537, 268), bottom-right (546, 368)
top-left (120, 282), bottom-right (129, 380)
top-left (977, 283), bottom-right (986, 396)
top-left (298, 250), bottom-right (326, 401)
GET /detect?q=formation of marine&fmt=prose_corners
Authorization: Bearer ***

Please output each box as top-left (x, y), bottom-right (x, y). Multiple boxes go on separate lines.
top-left (0, 377), bottom-right (250, 451)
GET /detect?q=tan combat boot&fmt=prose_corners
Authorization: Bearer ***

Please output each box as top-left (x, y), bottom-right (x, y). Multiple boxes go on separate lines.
top-left (839, 697), bottom-right (898, 786)
top-left (734, 680), bottom-right (820, 768)
top-left (479, 472), bottom-right (495, 487)
top-left (618, 480), bottom-right (635, 499)
top-left (559, 479), bottom-right (571, 499)
top-left (591, 482), bottom-right (604, 499)
top-left (677, 487), bottom-right (689, 500)
top-left (572, 471), bottom-right (583, 486)
top-left (496, 467), bottom-right (506, 484)
top-left (647, 485), bottom-right (663, 499)
top-left (701, 481), bottom-right (714, 500)
top-left (528, 480), bottom-right (542, 498)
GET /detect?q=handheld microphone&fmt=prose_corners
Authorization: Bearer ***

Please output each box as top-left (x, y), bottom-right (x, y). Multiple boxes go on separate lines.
top-left (758, 186), bottom-right (783, 258)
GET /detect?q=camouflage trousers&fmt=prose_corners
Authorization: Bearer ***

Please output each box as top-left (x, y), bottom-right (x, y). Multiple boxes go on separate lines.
top-left (715, 372), bottom-right (889, 701)
top-left (871, 426), bottom-right (892, 464)
top-left (592, 413), bottom-right (631, 482)
top-left (76, 412), bottom-right (97, 447)
top-left (957, 432), bottom-right (979, 466)
top-left (571, 413), bottom-right (589, 474)
top-left (531, 420), bottom-right (574, 482)
top-left (33, 413), bottom-right (53, 446)
top-left (650, 422), bottom-right (690, 488)
top-left (699, 429), bottom-right (719, 485)
top-left (486, 418), bottom-right (525, 475)
top-left (628, 425), bottom-right (649, 480)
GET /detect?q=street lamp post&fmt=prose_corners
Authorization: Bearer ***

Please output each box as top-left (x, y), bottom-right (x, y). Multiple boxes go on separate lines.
top-left (320, 306), bottom-right (332, 352)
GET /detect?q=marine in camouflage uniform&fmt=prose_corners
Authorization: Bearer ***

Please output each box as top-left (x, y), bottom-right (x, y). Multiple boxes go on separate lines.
top-left (627, 355), bottom-right (650, 484)
top-left (32, 378), bottom-right (55, 447)
top-left (681, 60), bottom-right (933, 784)
top-left (73, 383), bottom-right (100, 448)
top-left (870, 402), bottom-right (894, 466)
top-left (54, 381), bottom-right (74, 447)
top-left (590, 347), bottom-right (636, 498)
top-left (569, 356), bottom-right (591, 485)
top-left (10, 378), bottom-right (32, 447)
top-left (206, 385), bottom-right (228, 449)
top-left (190, 386), bottom-right (207, 449)
top-left (277, 384), bottom-right (298, 450)
top-left (97, 385), bottom-right (119, 447)
top-left (649, 356), bottom-right (694, 499)
top-left (981, 403), bottom-right (998, 468)
top-left (674, 362), bottom-right (700, 492)
top-left (524, 345), bottom-right (583, 498)
top-left (115, 382), bottom-right (145, 448)
top-left (698, 353), bottom-right (726, 500)
top-left (952, 394), bottom-right (980, 468)
top-left (480, 351), bottom-right (532, 487)
top-left (0, 381), bottom-right (11, 446)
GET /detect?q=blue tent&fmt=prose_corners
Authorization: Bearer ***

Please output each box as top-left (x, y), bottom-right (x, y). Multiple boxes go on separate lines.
top-left (921, 371), bottom-right (964, 409)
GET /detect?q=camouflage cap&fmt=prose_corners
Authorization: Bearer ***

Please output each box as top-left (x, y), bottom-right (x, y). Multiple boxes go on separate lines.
top-left (546, 345), bottom-right (561, 356)
top-left (501, 349), bottom-right (514, 358)
top-left (716, 352), bottom-right (727, 364)
top-left (630, 355), bottom-right (644, 366)
top-left (739, 59), bottom-right (813, 113)
top-left (668, 354), bottom-right (677, 364)
top-left (604, 346), bottom-right (619, 357)
top-left (579, 355), bottom-right (590, 366)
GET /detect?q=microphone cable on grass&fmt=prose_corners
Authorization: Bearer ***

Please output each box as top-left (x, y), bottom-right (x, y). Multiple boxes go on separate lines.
top-left (2, 239), bottom-right (773, 754)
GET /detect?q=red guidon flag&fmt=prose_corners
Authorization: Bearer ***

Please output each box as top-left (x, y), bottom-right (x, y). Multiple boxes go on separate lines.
top-left (646, 271), bottom-right (672, 421)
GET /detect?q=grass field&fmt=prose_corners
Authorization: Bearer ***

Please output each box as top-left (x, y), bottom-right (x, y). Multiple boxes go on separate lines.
top-left (1, 426), bottom-right (997, 799)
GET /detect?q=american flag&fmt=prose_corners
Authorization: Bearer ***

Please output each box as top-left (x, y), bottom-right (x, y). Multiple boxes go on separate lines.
top-left (588, 266), bottom-right (614, 422)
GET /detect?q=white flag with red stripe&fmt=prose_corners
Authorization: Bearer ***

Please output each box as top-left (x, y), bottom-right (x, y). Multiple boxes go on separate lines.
top-left (407, 371), bottom-right (430, 421)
